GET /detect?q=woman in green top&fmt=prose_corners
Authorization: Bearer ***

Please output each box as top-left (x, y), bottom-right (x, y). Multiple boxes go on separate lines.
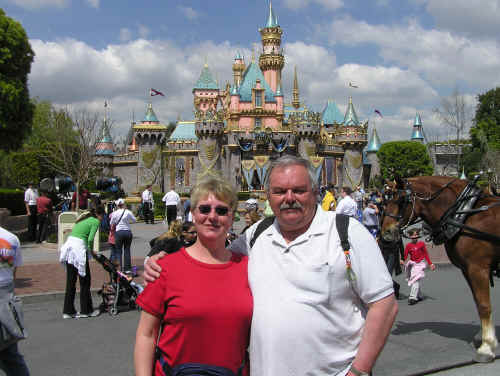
top-left (60, 206), bottom-right (104, 319)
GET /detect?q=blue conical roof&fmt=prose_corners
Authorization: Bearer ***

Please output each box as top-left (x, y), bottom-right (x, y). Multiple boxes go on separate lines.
top-left (235, 51), bottom-right (243, 60)
top-left (366, 128), bottom-right (381, 152)
top-left (193, 63), bottom-right (219, 91)
top-left (411, 126), bottom-right (424, 140)
top-left (343, 96), bottom-right (359, 126)
top-left (265, 0), bottom-right (278, 28)
top-left (275, 82), bottom-right (283, 96)
top-left (321, 100), bottom-right (344, 125)
top-left (414, 113), bottom-right (422, 126)
top-left (238, 61), bottom-right (276, 102)
top-left (143, 103), bottom-right (159, 122)
top-left (460, 168), bottom-right (467, 180)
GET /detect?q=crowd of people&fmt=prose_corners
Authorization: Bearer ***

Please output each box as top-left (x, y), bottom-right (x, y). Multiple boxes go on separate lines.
top-left (6, 157), bottom-right (440, 376)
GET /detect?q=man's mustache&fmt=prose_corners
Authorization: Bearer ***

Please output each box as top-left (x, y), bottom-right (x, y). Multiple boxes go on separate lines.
top-left (280, 202), bottom-right (303, 210)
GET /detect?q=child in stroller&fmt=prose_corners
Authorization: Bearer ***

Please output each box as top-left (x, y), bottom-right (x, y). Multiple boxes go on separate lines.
top-left (94, 254), bottom-right (143, 316)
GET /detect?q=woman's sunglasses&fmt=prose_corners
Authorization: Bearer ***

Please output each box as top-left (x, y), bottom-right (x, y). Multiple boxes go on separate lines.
top-left (197, 205), bottom-right (230, 216)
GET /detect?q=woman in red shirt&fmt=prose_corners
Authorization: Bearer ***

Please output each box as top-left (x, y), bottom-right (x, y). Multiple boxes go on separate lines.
top-left (402, 229), bottom-right (436, 305)
top-left (134, 178), bottom-right (253, 376)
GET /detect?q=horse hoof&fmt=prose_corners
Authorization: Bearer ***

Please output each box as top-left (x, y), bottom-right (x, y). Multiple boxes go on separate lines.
top-left (473, 333), bottom-right (482, 349)
top-left (474, 352), bottom-right (495, 363)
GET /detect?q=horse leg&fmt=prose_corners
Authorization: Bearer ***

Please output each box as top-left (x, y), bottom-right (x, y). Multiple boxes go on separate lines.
top-left (462, 266), bottom-right (498, 362)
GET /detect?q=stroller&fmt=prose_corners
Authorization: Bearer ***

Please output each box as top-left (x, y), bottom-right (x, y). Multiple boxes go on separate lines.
top-left (94, 254), bottom-right (143, 316)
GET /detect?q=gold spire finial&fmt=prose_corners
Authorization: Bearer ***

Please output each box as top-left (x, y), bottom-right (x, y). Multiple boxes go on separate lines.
top-left (292, 66), bottom-right (300, 109)
top-left (251, 46), bottom-right (255, 62)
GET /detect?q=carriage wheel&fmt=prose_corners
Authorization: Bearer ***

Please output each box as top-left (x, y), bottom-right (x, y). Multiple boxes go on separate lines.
top-left (110, 307), bottom-right (118, 316)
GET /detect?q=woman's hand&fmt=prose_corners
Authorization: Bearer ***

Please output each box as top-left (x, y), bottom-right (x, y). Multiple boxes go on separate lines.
top-left (144, 252), bottom-right (166, 285)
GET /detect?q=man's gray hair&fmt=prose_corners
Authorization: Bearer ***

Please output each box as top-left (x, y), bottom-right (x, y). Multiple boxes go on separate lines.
top-left (264, 155), bottom-right (318, 193)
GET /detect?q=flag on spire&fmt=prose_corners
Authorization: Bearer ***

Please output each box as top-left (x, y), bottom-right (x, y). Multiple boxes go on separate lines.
top-left (150, 88), bottom-right (165, 97)
top-left (374, 109), bottom-right (383, 118)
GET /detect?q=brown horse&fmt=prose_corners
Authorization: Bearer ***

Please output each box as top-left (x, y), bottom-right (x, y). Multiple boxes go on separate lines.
top-left (381, 175), bottom-right (500, 362)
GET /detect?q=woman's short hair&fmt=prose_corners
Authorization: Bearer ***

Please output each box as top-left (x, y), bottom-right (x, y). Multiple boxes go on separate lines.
top-left (246, 210), bottom-right (261, 224)
top-left (166, 220), bottom-right (183, 238)
top-left (191, 177), bottom-right (238, 212)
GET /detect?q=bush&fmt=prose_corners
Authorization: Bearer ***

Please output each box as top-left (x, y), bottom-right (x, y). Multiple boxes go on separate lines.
top-left (153, 192), bottom-right (165, 218)
top-left (0, 188), bottom-right (25, 216)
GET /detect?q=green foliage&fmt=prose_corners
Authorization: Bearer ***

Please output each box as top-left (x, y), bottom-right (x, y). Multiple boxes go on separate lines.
top-left (4, 151), bottom-right (40, 188)
top-left (153, 192), bottom-right (165, 218)
top-left (0, 9), bottom-right (35, 151)
top-left (0, 188), bottom-right (24, 215)
top-left (475, 87), bottom-right (500, 126)
top-left (377, 141), bottom-right (434, 179)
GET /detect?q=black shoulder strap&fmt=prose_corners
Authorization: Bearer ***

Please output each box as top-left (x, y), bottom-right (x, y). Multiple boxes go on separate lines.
top-left (249, 216), bottom-right (275, 248)
top-left (335, 213), bottom-right (350, 252)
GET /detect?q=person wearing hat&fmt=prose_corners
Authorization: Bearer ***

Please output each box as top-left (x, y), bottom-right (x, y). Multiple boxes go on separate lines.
top-left (110, 198), bottom-right (137, 273)
top-left (402, 229), bottom-right (436, 305)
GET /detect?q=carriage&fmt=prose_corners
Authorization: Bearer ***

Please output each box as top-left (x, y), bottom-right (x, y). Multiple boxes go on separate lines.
top-left (380, 174), bottom-right (500, 362)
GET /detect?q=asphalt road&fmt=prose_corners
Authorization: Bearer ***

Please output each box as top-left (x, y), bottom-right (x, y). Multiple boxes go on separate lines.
top-left (5, 266), bottom-right (500, 375)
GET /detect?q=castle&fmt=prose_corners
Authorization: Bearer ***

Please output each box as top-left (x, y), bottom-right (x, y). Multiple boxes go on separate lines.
top-left (96, 2), bottom-right (439, 195)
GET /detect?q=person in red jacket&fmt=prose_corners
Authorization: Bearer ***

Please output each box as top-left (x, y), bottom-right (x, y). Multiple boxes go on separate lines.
top-left (402, 229), bottom-right (436, 305)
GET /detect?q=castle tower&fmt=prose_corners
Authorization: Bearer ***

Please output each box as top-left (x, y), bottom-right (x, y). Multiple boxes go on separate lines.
top-left (133, 103), bottom-right (167, 188)
top-left (411, 113), bottom-right (424, 143)
top-left (290, 110), bottom-right (321, 160)
top-left (193, 63), bottom-right (219, 113)
top-left (95, 102), bottom-right (114, 177)
top-left (292, 66), bottom-right (301, 109)
top-left (232, 52), bottom-right (245, 87)
top-left (337, 97), bottom-right (368, 189)
top-left (195, 109), bottom-right (225, 180)
top-left (366, 127), bottom-right (381, 182)
top-left (258, 0), bottom-right (284, 92)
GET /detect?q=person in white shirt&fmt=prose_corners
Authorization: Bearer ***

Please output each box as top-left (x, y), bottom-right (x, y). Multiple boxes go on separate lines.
top-left (335, 186), bottom-right (358, 218)
top-left (162, 189), bottom-right (180, 226)
top-left (24, 183), bottom-right (38, 242)
top-left (110, 199), bottom-right (137, 273)
top-left (141, 185), bottom-right (155, 224)
top-left (0, 226), bottom-right (30, 375)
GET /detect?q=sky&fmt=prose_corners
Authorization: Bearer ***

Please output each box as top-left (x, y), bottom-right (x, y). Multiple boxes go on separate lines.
top-left (3, 0), bottom-right (500, 145)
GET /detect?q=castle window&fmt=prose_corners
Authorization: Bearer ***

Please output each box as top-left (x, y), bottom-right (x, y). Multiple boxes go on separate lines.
top-left (255, 117), bottom-right (261, 128)
top-left (255, 91), bottom-right (262, 107)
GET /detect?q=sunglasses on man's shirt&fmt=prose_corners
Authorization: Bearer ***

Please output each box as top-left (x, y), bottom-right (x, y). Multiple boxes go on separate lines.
top-left (197, 204), bottom-right (230, 216)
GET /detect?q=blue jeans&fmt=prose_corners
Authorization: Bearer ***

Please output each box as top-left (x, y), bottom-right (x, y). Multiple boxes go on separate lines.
top-left (114, 230), bottom-right (133, 271)
top-left (0, 284), bottom-right (30, 376)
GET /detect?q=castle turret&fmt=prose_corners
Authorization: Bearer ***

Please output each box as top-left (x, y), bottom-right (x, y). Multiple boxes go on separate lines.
top-left (95, 102), bottom-right (114, 176)
top-left (258, 0), bottom-right (284, 92)
top-left (338, 97), bottom-right (368, 189)
top-left (232, 52), bottom-right (245, 87)
top-left (193, 63), bottom-right (219, 113)
top-left (411, 113), bottom-right (424, 143)
top-left (292, 66), bottom-right (301, 109)
top-left (195, 109), bottom-right (225, 180)
top-left (366, 127), bottom-right (381, 181)
top-left (290, 110), bottom-right (321, 160)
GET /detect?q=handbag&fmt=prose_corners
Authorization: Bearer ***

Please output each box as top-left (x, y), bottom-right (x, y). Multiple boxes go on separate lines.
top-left (0, 294), bottom-right (27, 351)
top-left (109, 210), bottom-right (126, 244)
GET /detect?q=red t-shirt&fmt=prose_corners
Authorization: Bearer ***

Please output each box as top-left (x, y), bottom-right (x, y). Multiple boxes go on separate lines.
top-left (404, 241), bottom-right (432, 265)
top-left (136, 248), bottom-right (253, 375)
top-left (36, 196), bottom-right (52, 214)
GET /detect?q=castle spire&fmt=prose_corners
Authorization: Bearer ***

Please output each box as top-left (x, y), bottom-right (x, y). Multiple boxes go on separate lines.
top-left (292, 66), bottom-right (300, 109)
top-left (266, 0), bottom-right (278, 28)
top-left (343, 96), bottom-right (360, 126)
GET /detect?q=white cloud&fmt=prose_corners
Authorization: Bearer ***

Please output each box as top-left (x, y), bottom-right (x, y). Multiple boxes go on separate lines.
top-left (328, 17), bottom-right (500, 89)
top-left (178, 6), bottom-right (199, 20)
top-left (8, 0), bottom-right (67, 9)
top-left (138, 25), bottom-right (150, 39)
top-left (426, 0), bottom-right (500, 38)
top-left (119, 28), bottom-right (132, 42)
top-left (283, 0), bottom-right (343, 11)
top-left (86, 0), bottom-right (99, 8)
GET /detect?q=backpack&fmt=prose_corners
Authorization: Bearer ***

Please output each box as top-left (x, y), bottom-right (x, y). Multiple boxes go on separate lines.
top-left (249, 213), bottom-right (356, 283)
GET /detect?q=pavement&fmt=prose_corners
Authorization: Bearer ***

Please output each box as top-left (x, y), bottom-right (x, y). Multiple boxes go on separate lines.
top-left (15, 217), bottom-right (500, 375)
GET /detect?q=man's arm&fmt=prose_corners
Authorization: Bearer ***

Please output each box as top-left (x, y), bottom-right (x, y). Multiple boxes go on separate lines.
top-left (144, 252), bottom-right (167, 284)
top-left (348, 294), bottom-right (398, 375)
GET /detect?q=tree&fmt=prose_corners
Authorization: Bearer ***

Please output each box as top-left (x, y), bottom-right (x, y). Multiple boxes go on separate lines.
top-left (475, 87), bottom-right (500, 126)
top-left (433, 87), bottom-right (472, 171)
top-left (39, 109), bottom-right (103, 210)
top-left (377, 141), bottom-right (434, 179)
top-left (0, 9), bottom-right (35, 151)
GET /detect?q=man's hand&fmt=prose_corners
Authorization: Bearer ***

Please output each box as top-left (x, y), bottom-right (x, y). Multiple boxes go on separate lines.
top-left (143, 252), bottom-right (166, 285)
top-left (430, 263), bottom-right (436, 271)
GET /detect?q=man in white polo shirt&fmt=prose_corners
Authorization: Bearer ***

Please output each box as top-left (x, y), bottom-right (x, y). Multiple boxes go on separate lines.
top-left (161, 188), bottom-right (180, 226)
top-left (145, 156), bottom-right (397, 376)
top-left (24, 183), bottom-right (38, 242)
top-left (336, 186), bottom-right (358, 218)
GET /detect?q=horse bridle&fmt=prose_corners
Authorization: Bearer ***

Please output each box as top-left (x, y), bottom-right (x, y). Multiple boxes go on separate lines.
top-left (385, 178), bottom-right (459, 231)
